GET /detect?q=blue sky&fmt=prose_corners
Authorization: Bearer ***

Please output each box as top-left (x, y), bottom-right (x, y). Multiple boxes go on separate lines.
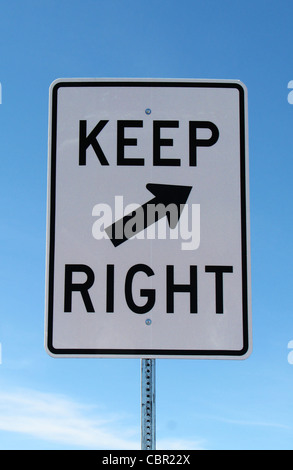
top-left (0, 0), bottom-right (293, 450)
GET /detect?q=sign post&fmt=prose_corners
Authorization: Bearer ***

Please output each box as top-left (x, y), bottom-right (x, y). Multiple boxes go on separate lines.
top-left (141, 358), bottom-right (156, 450)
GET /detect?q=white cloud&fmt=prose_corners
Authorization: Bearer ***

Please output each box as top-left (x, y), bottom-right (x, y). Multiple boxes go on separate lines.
top-left (219, 417), bottom-right (290, 430)
top-left (0, 388), bottom-right (140, 449)
top-left (0, 388), bottom-right (207, 450)
top-left (157, 438), bottom-right (205, 450)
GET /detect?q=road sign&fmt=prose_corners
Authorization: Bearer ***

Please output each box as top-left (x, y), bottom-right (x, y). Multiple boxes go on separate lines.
top-left (45, 78), bottom-right (252, 359)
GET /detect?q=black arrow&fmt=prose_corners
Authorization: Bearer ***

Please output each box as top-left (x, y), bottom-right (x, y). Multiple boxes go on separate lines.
top-left (105, 183), bottom-right (192, 247)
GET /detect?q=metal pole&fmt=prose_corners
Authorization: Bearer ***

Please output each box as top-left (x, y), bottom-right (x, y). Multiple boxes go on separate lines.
top-left (141, 358), bottom-right (156, 450)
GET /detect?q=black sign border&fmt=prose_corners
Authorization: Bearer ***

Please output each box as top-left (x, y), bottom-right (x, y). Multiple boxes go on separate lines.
top-left (46, 80), bottom-right (251, 358)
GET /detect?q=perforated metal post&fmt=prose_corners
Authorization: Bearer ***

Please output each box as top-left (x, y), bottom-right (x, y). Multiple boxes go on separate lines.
top-left (141, 358), bottom-right (156, 450)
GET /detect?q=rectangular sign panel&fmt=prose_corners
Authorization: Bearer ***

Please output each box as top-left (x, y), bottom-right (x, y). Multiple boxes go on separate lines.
top-left (45, 78), bottom-right (252, 358)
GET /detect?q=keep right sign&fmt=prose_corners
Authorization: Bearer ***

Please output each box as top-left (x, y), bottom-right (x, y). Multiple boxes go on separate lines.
top-left (46, 79), bottom-right (252, 359)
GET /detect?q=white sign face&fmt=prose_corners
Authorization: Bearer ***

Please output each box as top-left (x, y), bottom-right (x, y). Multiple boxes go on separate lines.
top-left (45, 79), bottom-right (252, 359)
